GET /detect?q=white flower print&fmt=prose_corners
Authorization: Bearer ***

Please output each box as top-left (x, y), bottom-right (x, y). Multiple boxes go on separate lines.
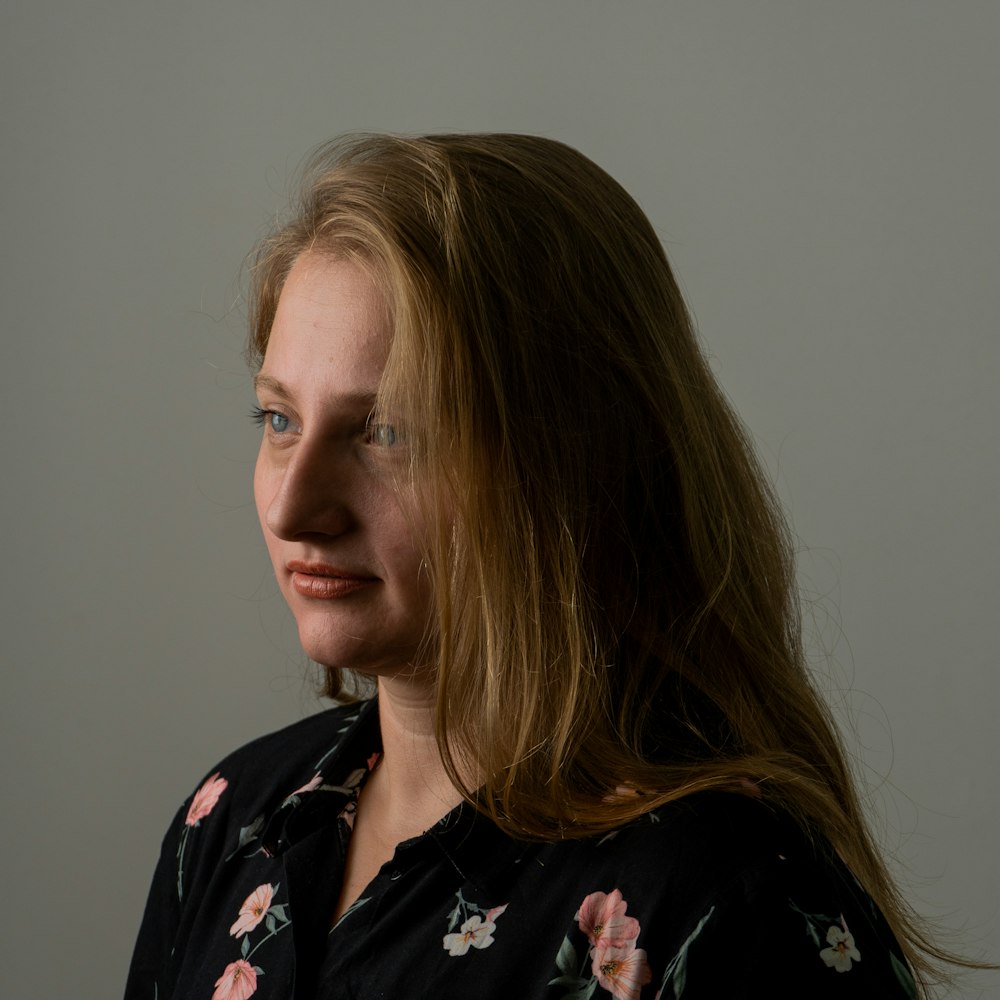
top-left (819, 922), bottom-right (861, 972)
top-left (443, 914), bottom-right (497, 956)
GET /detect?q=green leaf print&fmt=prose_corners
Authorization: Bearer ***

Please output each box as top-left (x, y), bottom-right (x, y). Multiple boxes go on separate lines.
top-left (890, 950), bottom-right (917, 1000)
top-left (564, 981), bottom-right (598, 1000)
top-left (555, 935), bottom-right (579, 976)
top-left (656, 905), bottom-right (715, 1000)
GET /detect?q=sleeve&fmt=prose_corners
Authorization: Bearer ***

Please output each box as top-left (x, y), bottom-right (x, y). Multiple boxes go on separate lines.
top-left (651, 853), bottom-right (919, 1000)
top-left (123, 768), bottom-right (234, 999)
top-left (123, 807), bottom-right (186, 1000)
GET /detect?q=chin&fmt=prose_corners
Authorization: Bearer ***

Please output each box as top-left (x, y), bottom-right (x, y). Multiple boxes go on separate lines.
top-left (294, 628), bottom-right (415, 678)
top-left (297, 632), bottom-right (368, 673)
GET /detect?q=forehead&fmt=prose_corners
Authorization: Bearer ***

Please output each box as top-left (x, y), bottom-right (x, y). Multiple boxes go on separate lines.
top-left (260, 253), bottom-right (391, 395)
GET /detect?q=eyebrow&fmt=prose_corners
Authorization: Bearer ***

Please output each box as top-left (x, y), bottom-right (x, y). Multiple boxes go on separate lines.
top-left (253, 373), bottom-right (293, 399)
top-left (253, 373), bottom-right (378, 409)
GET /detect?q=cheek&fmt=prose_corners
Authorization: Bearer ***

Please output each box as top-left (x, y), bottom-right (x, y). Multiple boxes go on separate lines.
top-left (253, 449), bottom-right (274, 533)
top-left (390, 527), bottom-right (436, 614)
top-left (372, 502), bottom-right (427, 584)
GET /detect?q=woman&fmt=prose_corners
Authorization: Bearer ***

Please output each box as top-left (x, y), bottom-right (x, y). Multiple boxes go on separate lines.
top-left (127, 134), bottom-right (952, 998)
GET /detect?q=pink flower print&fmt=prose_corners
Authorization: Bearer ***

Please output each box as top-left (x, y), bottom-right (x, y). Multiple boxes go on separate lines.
top-left (819, 920), bottom-right (861, 972)
top-left (485, 903), bottom-right (509, 923)
top-left (186, 773), bottom-right (228, 826)
top-left (443, 915), bottom-right (497, 956)
top-left (211, 959), bottom-right (258, 1000)
top-left (576, 889), bottom-right (641, 949)
top-left (592, 943), bottom-right (652, 1000)
top-left (290, 773), bottom-right (322, 796)
top-left (602, 784), bottom-right (642, 804)
top-left (229, 883), bottom-right (275, 938)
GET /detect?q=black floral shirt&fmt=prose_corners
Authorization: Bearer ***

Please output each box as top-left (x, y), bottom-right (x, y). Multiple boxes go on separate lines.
top-left (126, 699), bottom-right (918, 999)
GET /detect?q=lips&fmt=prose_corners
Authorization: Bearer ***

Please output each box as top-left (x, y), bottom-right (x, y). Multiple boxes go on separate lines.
top-left (286, 560), bottom-right (378, 600)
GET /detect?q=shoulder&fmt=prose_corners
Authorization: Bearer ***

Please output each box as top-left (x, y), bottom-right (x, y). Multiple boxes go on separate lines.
top-left (188, 699), bottom-right (372, 806)
top-left (126, 701), bottom-right (375, 998)
top-left (203, 698), bottom-right (371, 779)
top-left (526, 794), bottom-right (917, 998)
top-left (174, 700), bottom-right (374, 875)
top-left (598, 791), bottom-right (899, 941)
top-left (572, 792), bottom-right (814, 896)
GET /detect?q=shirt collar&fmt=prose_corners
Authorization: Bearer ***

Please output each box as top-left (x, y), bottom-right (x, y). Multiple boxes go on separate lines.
top-left (259, 696), bottom-right (528, 889)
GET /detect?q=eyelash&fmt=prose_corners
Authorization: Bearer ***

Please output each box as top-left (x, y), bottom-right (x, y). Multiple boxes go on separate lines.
top-left (250, 406), bottom-right (289, 433)
top-left (364, 417), bottom-right (400, 447)
top-left (250, 406), bottom-right (400, 447)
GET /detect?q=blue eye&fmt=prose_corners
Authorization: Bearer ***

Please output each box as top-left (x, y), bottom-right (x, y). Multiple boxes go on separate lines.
top-left (365, 414), bottom-right (400, 447)
top-left (250, 406), bottom-right (291, 434)
top-left (368, 424), bottom-right (398, 447)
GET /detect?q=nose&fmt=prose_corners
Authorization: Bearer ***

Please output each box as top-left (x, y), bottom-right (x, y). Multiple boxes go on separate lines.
top-left (259, 437), bottom-right (356, 542)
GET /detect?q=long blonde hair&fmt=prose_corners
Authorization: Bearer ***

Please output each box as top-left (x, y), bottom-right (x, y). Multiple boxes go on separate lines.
top-left (248, 133), bottom-right (962, 991)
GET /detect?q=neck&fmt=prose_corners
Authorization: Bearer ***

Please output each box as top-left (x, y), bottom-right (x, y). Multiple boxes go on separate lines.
top-left (366, 673), bottom-right (464, 841)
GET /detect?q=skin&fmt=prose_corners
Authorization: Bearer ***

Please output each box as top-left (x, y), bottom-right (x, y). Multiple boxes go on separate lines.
top-left (253, 253), bottom-right (430, 676)
top-left (253, 253), bottom-right (463, 920)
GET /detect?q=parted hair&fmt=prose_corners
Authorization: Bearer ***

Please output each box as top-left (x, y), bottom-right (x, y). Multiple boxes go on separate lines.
top-left (247, 133), bottom-right (956, 991)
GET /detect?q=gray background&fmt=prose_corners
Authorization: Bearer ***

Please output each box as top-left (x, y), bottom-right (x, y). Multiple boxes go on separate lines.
top-left (2, 2), bottom-right (997, 996)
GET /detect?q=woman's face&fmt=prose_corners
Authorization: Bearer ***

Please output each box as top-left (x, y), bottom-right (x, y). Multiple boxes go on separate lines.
top-left (253, 253), bottom-right (433, 677)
